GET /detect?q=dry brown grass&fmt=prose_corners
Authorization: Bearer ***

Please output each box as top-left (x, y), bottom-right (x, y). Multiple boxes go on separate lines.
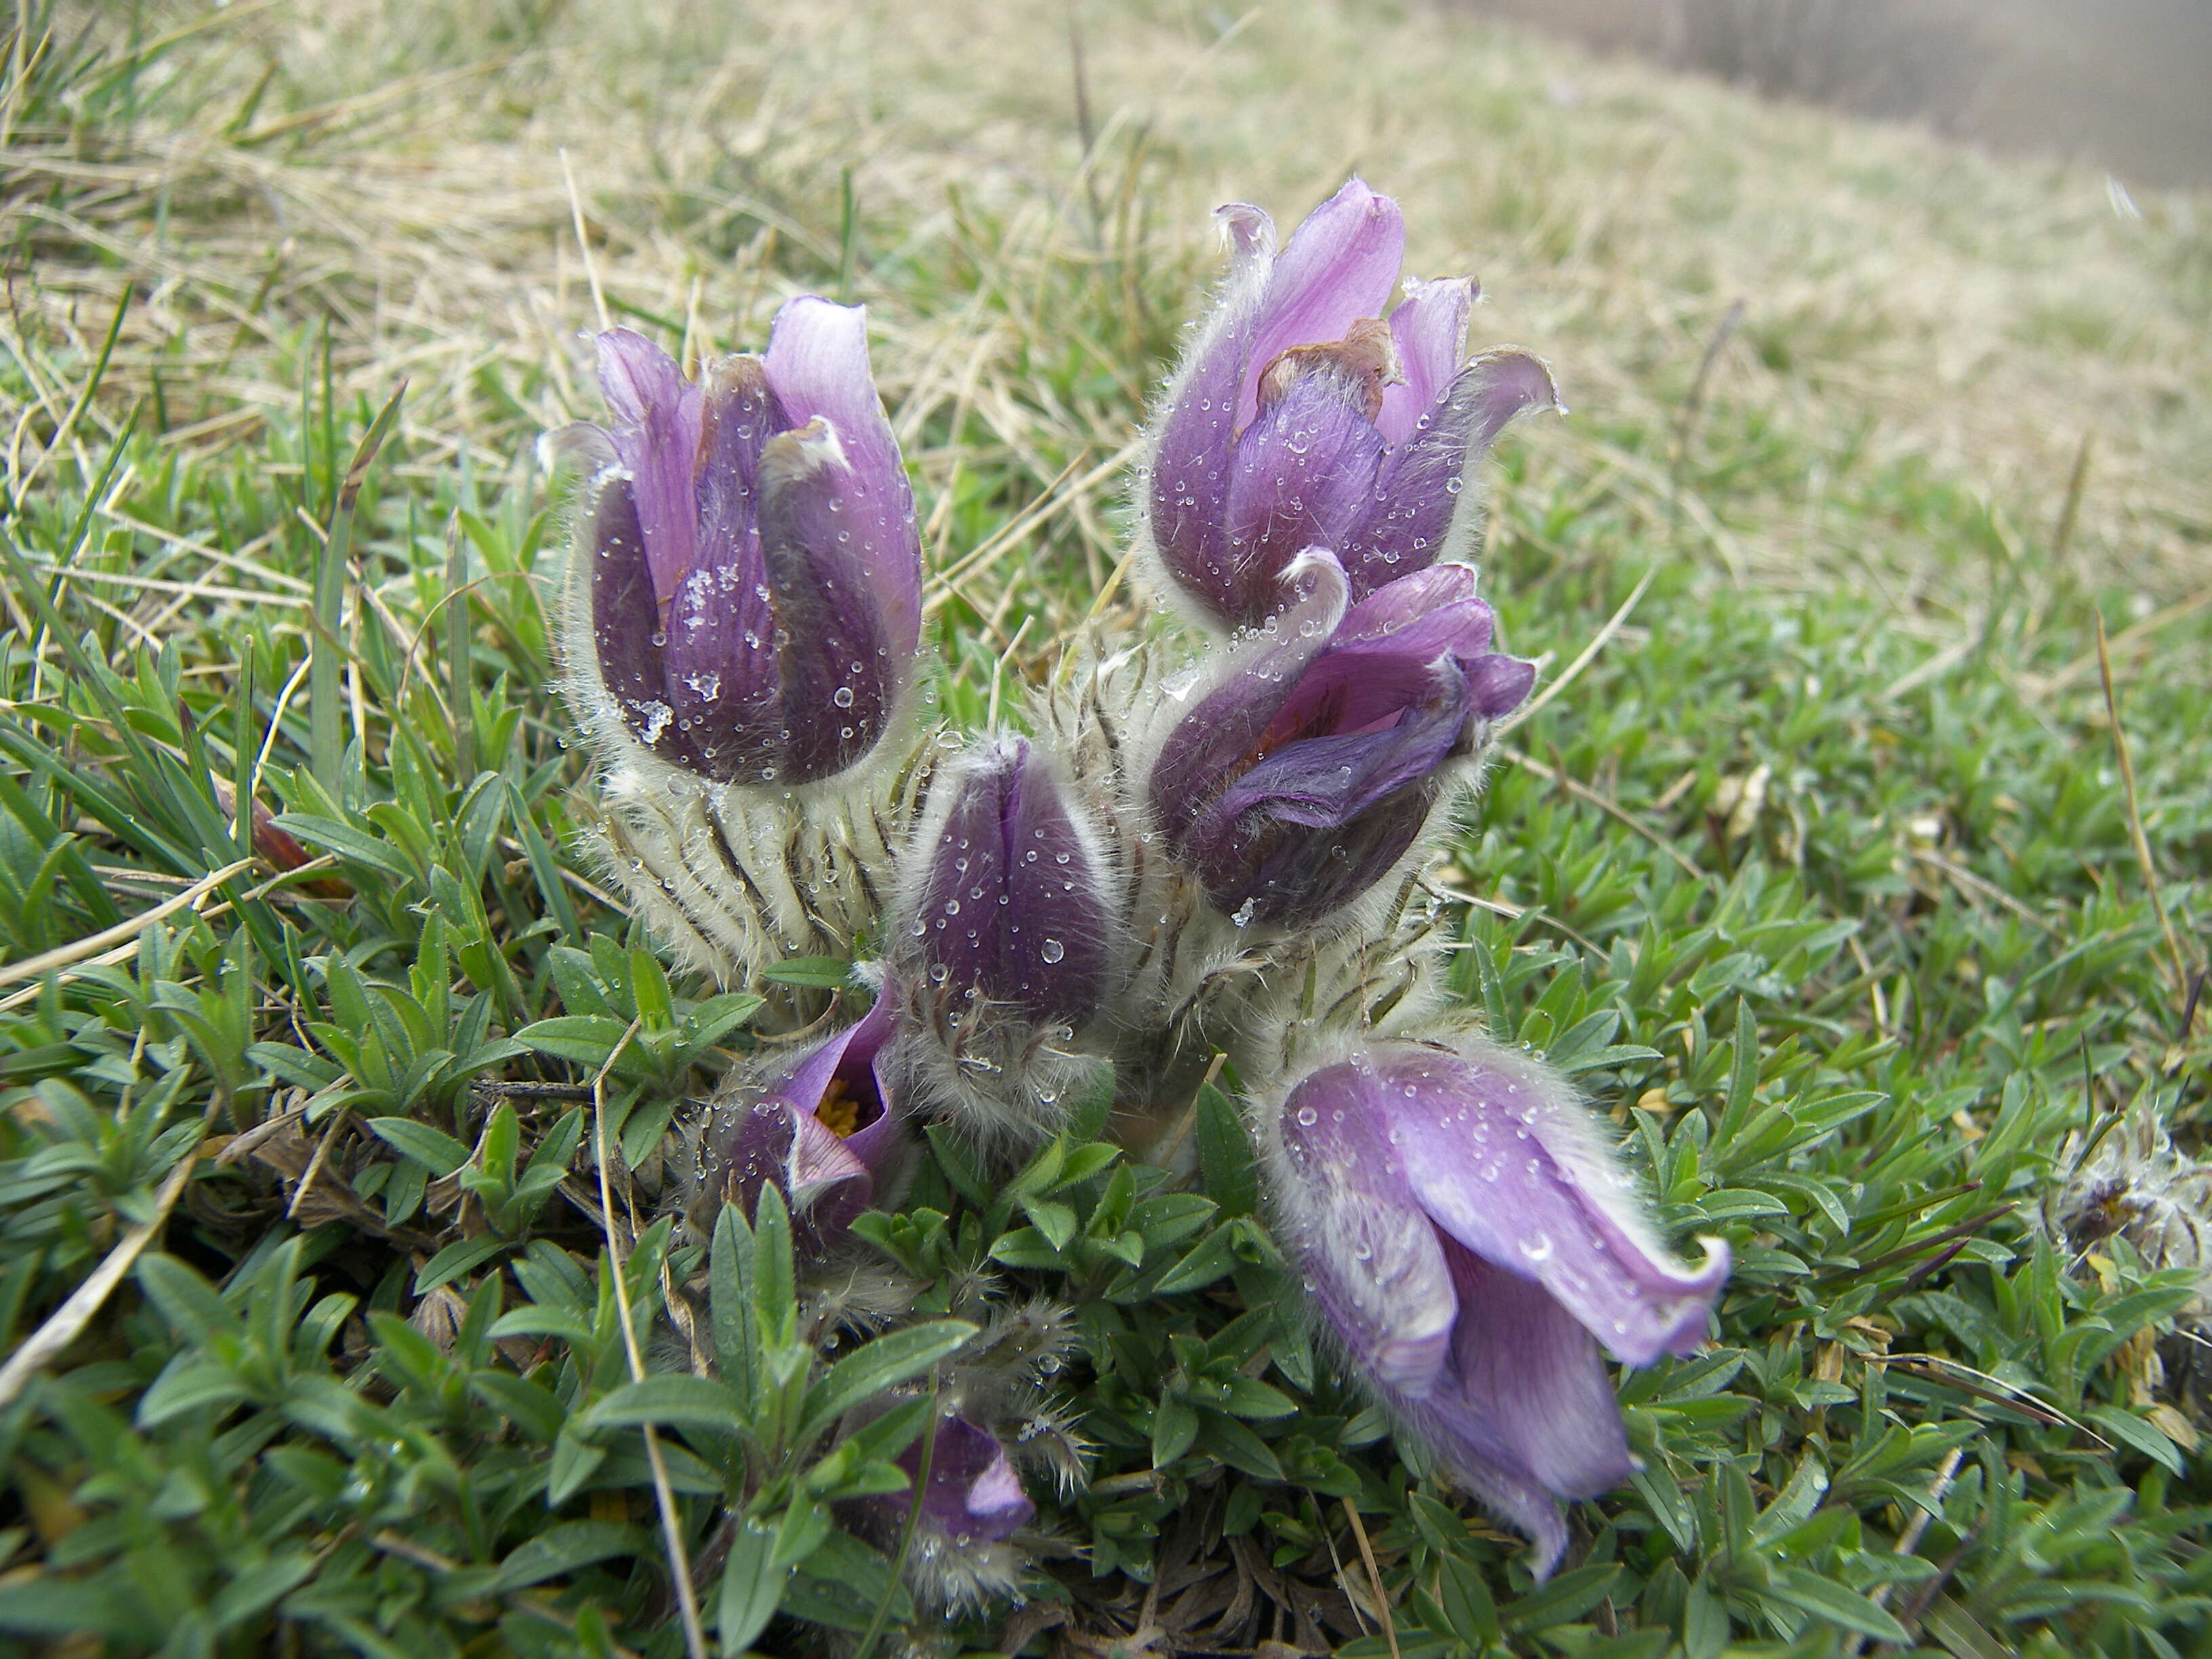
top-left (8, 0), bottom-right (2210, 614)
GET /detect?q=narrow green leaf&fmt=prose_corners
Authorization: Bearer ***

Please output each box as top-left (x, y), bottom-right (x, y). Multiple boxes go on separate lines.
top-left (798, 1320), bottom-right (977, 1439)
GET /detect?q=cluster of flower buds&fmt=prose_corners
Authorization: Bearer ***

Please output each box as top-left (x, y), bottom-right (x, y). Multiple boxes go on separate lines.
top-left (556, 180), bottom-right (1727, 1593)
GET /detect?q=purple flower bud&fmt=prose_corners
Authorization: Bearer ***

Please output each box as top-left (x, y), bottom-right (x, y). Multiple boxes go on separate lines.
top-left (1143, 180), bottom-right (1558, 628)
top-left (704, 987), bottom-right (907, 1244)
top-left (904, 738), bottom-right (1117, 1022)
top-left (901, 1413), bottom-right (1035, 1542)
top-left (837, 1405), bottom-right (1035, 1611)
top-left (575, 298), bottom-right (922, 786)
top-left (1147, 553), bottom-right (1534, 928)
top-left (1269, 1040), bottom-right (1728, 1576)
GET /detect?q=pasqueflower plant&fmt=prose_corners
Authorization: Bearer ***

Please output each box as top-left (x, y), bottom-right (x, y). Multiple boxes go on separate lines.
top-left (556, 180), bottom-right (1724, 1613)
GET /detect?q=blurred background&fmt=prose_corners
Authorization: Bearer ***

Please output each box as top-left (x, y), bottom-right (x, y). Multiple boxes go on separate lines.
top-left (13, 0), bottom-right (2209, 619)
top-left (1459, 0), bottom-right (2212, 188)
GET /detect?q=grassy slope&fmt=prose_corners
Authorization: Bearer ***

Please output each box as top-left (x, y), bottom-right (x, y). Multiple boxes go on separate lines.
top-left (1, 2), bottom-right (2209, 1656)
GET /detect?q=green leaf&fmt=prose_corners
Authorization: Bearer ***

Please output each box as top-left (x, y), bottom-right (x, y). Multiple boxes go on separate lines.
top-left (363, 1115), bottom-right (473, 1176)
top-left (1195, 1080), bottom-right (1258, 1217)
top-left (491, 1521), bottom-right (651, 1591)
top-left (415, 1233), bottom-right (510, 1294)
top-left (799, 1320), bottom-right (978, 1439)
top-left (1761, 1567), bottom-right (1911, 1643)
top-left (1155, 1229), bottom-right (1243, 1294)
top-left (719, 1519), bottom-right (787, 1654)
top-left (547, 1431), bottom-right (607, 1507)
top-left (1152, 1395), bottom-right (1198, 1467)
top-left (1503, 1563), bottom-right (1622, 1633)
top-left (512, 1014), bottom-right (640, 1069)
top-left (759, 956), bottom-right (859, 989)
top-left (138, 1361), bottom-right (251, 1427)
top-left (270, 812), bottom-right (416, 881)
top-left (578, 1375), bottom-right (747, 1437)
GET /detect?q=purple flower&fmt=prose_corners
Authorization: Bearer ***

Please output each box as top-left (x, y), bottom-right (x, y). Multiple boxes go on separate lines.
top-left (704, 988), bottom-right (908, 1243)
top-left (903, 737), bottom-right (1117, 1021)
top-left (837, 1406), bottom-right (1035, 1610)
top-left (1269, 1040), bottom-right (1728, 1576)
top-left (575, 298), bottom-right (922, 786)
top-left (1147, 552), bottom-right (1534, 929)
top-left (899, 1413), bottom-right (1034, 1542)
top-left (1143, 180), bottom-right (1557, 629)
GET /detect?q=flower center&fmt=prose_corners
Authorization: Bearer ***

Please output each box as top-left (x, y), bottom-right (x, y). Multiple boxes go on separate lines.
top-left (814, 1077), bottom-right (862, 1138)
top-left (813, 1066), bottom-right (885, 1139)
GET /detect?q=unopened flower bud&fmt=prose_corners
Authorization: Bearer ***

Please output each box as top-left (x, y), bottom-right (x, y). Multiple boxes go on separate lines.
top-left (891, 737), bottom-right (1122, 1147)
top-left (907, 737), bottom-right (1115, 1021)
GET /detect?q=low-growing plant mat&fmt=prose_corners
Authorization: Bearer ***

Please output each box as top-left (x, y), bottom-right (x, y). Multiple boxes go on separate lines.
top-left (0, 3), bottom-right (2207, 1656)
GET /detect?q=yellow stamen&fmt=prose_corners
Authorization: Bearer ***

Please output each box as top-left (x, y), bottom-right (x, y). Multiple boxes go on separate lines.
top-left (815, 1077), bottom-right (861, 1139)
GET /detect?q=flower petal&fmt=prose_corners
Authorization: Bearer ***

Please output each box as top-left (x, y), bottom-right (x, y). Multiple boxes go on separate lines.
top-left (1377, 276), bottom-right (1478, 447)
top-left (1432, 1240), bottom-right (1636, 1499)
top-left (1148, 550), bottom-right (1350, 846)
top-left (1336, 563), bottom-right (1486, 643)
top-left (755, 417), bottom-right (902, 783)
top-left (914, 741), bottom-right (1113, 1019)
top-left (1278, 1058), bottom-right (1461, 1397)
top-left (761, 298), bottom-right (922, 664)
top-left (911, 1417), bottom-right (1034, 1542)
top-left (655, 361), bottom-right (788, 780)
top-left (1377, 1044), bottom-right (1729, 1365)
top-left (1237, 181), bottom-right (1406, 432)
top-left (1221, 350), bottom-right (1389, 619)
top-left (594, 330), bottom-right (702, 602)
top-left (1343, 350), bottom-right (1559, 599)
top-left (1468, 654), bottom-right (1536, 720)
top-left (713, 989), bottom-right (907, 1240)
top-left (586, 475), bottom-right (674, 750)
top-left (1147, 207), bottom-right (1277, 623)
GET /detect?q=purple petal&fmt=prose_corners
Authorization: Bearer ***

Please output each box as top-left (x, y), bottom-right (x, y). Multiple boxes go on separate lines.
top-left (1147, 551), bottom-right (1349, 844)
top-left (1234, 667), bottom-right (1467, 825)
top-left (1428, 1242), bottom-right (1636, 1500)
top-left (1002, 744), bottom-right (1114, 1017)
top-left (1151, 552), bottom-right (1487, 926)
top-left (1237, 181), bottom-right (1405, 432)
top-left (755, 417), bottom-right (902, 783)
top-left (1336, 564), bottom-right (1485, 642)
top-left (586, 475), bottom-right (676, 754)
top-left (834, 992), bottom-right (906, 1184)
top-left (1377, 276), bottom-right (1478, 447)
top-left (655, 359), bottom-right (789, 781)
top-left (1279, 1061), bottom-right (1460, 1396)
top-left (692, 354), bottom-right (785, 581)
top-left (761, 298), bottom-right (922, 665)
top-left (1276, 1051), bottom-right (1623, 1582)
top-left (787, 1110), bottom-right (874, 1218)
top-left (1147, 216), bottom-right (1269, 623)
top-left (1398, 1420), bottom-right (1572, 1582)
top-left (1342, 350), bottom-right (1559, 600)
top-left (715, 989), bottom-right (907, 1240)
top-left (1469, 654), bottom-right (1536, 720)
top-left (1206, 786), bottom-right (1435, 930)
top-left (595, 330), bottom-right (702, 602)
top-left (1221, 349), bottom-right (1389, 619)
top-left (1376, 1046), bottom-right (1729, 1366)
